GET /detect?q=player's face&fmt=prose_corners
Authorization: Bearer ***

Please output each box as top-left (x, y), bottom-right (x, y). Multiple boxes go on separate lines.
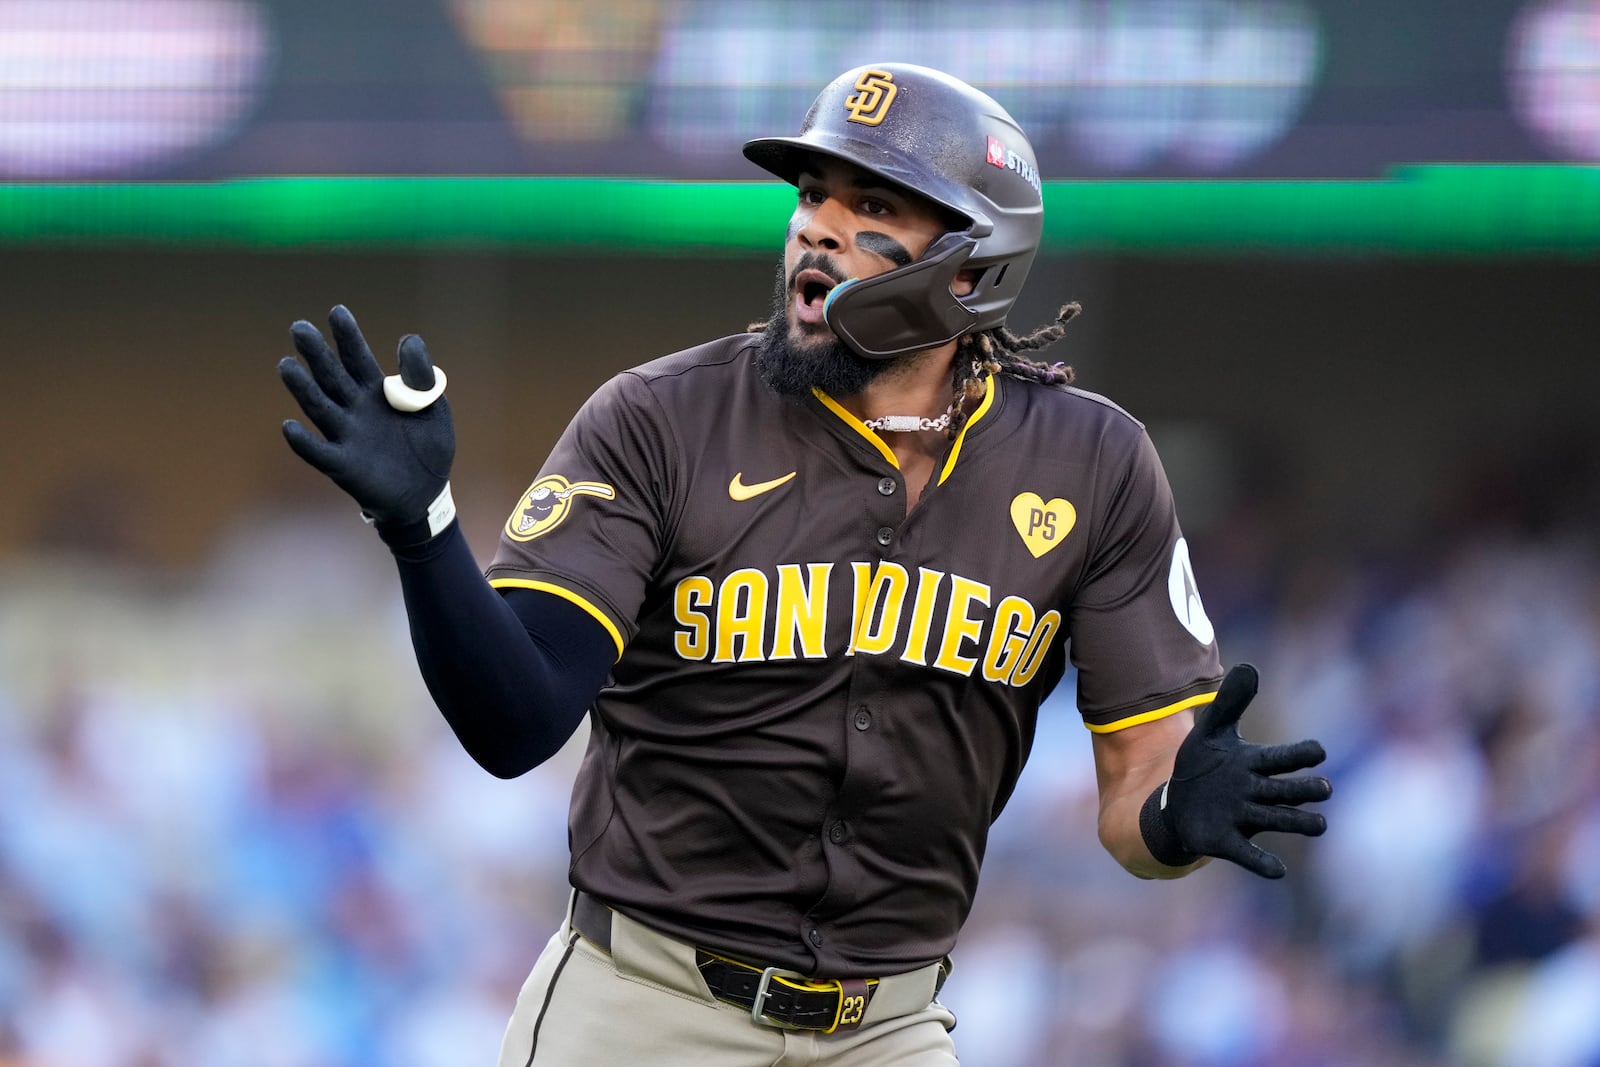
top-left (755, 157), bottom-right (961, 400)
top-left (782, 157), bottom-right (957, 337)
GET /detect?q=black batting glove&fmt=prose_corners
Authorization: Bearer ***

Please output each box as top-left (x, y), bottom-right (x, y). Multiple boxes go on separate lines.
top-left (278, 305), bottom-right (456, 546)
top-left (1140, 663), bottom-right (1332, 879)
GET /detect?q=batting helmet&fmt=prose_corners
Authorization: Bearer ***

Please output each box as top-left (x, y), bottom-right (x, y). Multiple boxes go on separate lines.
top-left (743, 63), bottom-right (1044, 359)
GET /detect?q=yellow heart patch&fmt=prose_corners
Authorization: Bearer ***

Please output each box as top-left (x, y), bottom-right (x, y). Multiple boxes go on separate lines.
top-left (1009, 494), bottom-right (1077, 558)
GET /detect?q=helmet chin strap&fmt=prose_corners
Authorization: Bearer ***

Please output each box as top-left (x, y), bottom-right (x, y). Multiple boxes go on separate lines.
top-left (822, 232), bottom-right (981, 360)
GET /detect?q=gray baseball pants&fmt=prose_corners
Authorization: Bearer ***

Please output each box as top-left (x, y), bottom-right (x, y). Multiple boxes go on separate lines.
top-left (496, 894), bottom-right (959, 1066)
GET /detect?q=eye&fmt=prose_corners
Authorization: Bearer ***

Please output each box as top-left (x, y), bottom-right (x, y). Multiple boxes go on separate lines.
top-left (798, 187), bottom-right (825, 206)
top-left (860, 197), bottom-right (891, 217)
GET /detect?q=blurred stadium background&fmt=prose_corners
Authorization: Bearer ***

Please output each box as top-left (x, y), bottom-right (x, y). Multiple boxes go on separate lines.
top-left (2, 1), bottom-right (1599, 1065)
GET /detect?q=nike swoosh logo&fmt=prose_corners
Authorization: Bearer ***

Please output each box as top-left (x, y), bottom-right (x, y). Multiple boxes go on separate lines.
top-left (728, 471), bottom-right (797, 501)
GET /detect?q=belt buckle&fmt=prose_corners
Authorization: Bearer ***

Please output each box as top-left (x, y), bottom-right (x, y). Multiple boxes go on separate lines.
top-left (751, 966), bottom-right (823, 1030)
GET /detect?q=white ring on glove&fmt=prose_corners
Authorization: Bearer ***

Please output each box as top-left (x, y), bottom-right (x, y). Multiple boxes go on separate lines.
top-left (382, 366), bottom-right (447, 412)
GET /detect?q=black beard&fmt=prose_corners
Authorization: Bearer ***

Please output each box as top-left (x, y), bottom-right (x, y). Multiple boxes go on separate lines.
top-left (753, 254), bottom-right (891, 400)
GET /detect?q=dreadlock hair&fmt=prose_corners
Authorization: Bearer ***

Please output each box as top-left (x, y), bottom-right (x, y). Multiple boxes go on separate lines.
top-left (943, 302), bottom-right (1080, 437)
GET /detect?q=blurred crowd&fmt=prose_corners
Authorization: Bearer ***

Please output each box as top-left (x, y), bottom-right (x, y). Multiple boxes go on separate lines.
top-left (1, 495), bottom-right (1597, 1067)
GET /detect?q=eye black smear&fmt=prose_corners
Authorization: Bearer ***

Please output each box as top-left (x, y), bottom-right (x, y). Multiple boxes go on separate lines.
top-left (855, 231), bottom-right (913, 267)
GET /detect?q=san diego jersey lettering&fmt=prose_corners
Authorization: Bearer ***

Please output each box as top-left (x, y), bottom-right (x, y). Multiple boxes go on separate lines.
top-left (671, 561), bottom-right (1060, 687)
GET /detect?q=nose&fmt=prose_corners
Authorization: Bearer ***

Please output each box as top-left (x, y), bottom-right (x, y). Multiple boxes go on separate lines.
top-left (796, 197), bottom-right (849, 252)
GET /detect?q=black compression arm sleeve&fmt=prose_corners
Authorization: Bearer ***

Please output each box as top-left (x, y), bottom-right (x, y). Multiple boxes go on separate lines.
top-left (390, 522), bottom-right (616, 778)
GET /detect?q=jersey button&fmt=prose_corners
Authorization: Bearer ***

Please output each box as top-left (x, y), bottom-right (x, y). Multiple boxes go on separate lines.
top-left (809, 928), bottom-right (824, 947)
top-left (877, 477), bottom-right (897, 496)
top-left (853, 708), bottom-right (872, 731)
top-left (876, 526), bottom-right (894, 547)
top-left (828, 821), bottom-right (848, 844)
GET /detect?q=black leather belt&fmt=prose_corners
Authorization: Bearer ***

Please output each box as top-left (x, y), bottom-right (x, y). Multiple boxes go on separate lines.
top-left (571, 891), bottom-right (943, 1034)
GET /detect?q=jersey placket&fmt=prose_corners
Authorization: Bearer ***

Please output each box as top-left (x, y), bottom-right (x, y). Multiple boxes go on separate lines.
top-left (796, 411), bottom-right (949, 972)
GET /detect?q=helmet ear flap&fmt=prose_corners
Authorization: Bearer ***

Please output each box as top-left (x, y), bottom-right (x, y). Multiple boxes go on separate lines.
top-left (964, 243), bottom-right (1037, 315)
top-left (822, 233), bottom-right (981, 359)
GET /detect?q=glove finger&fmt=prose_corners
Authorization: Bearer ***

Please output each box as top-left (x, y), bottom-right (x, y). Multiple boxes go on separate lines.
top-left (1213, 832), bottom-right (1288, 879)
top-left (328, 304), bottom-right (385, 387)
top-left (1252, 774), bottom-right (1333, 805)
top-left (281, 420), bottom-right (343, 476)
top-left (290, 320), bottom-right (355, 404)
top-left (395, 333), bottom-right (437, 390)
top-left (278, 356), bottom-right (347, 439)
top-left (1196, 663), bottom-right (1258, 736)
top-left (1242, 802), bottom-right (1327, 838)
top-left (1249, 738), bottom-right (1328, 775)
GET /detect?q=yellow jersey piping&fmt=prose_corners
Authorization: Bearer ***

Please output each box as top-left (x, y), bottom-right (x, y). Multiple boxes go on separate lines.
top-left (936, 372), bottom-right (994, 485)
top-left (488, 578), bottom-right (626, 661)
top-left (812, 387), bottom-right (900, 468)
top-left (1084, 689), bottom-right (1218, 734)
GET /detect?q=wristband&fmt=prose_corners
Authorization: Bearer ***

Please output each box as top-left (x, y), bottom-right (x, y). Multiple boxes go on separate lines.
top-left (362, 482), bottom-right (457, 548)
top-left (1139, 781), bottom-right (1200, 868)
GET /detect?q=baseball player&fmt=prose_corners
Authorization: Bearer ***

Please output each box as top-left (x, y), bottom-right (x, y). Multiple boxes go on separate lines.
top-left (277, 63), bottom-right (1331, 1066)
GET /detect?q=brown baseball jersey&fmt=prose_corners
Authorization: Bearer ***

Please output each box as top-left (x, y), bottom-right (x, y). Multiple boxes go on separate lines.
top-left (486, 333), bottom-right (1223, 977)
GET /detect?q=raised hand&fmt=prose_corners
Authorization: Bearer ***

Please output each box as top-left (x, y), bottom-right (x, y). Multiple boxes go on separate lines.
top-left (278, 305), bottom-right (456, 542)
top-left (1142, 663), bottom-right (1332, 878)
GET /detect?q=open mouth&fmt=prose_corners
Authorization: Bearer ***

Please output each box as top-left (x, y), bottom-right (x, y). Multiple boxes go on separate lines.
top-left (792, 268), bottom-right (838, 326)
